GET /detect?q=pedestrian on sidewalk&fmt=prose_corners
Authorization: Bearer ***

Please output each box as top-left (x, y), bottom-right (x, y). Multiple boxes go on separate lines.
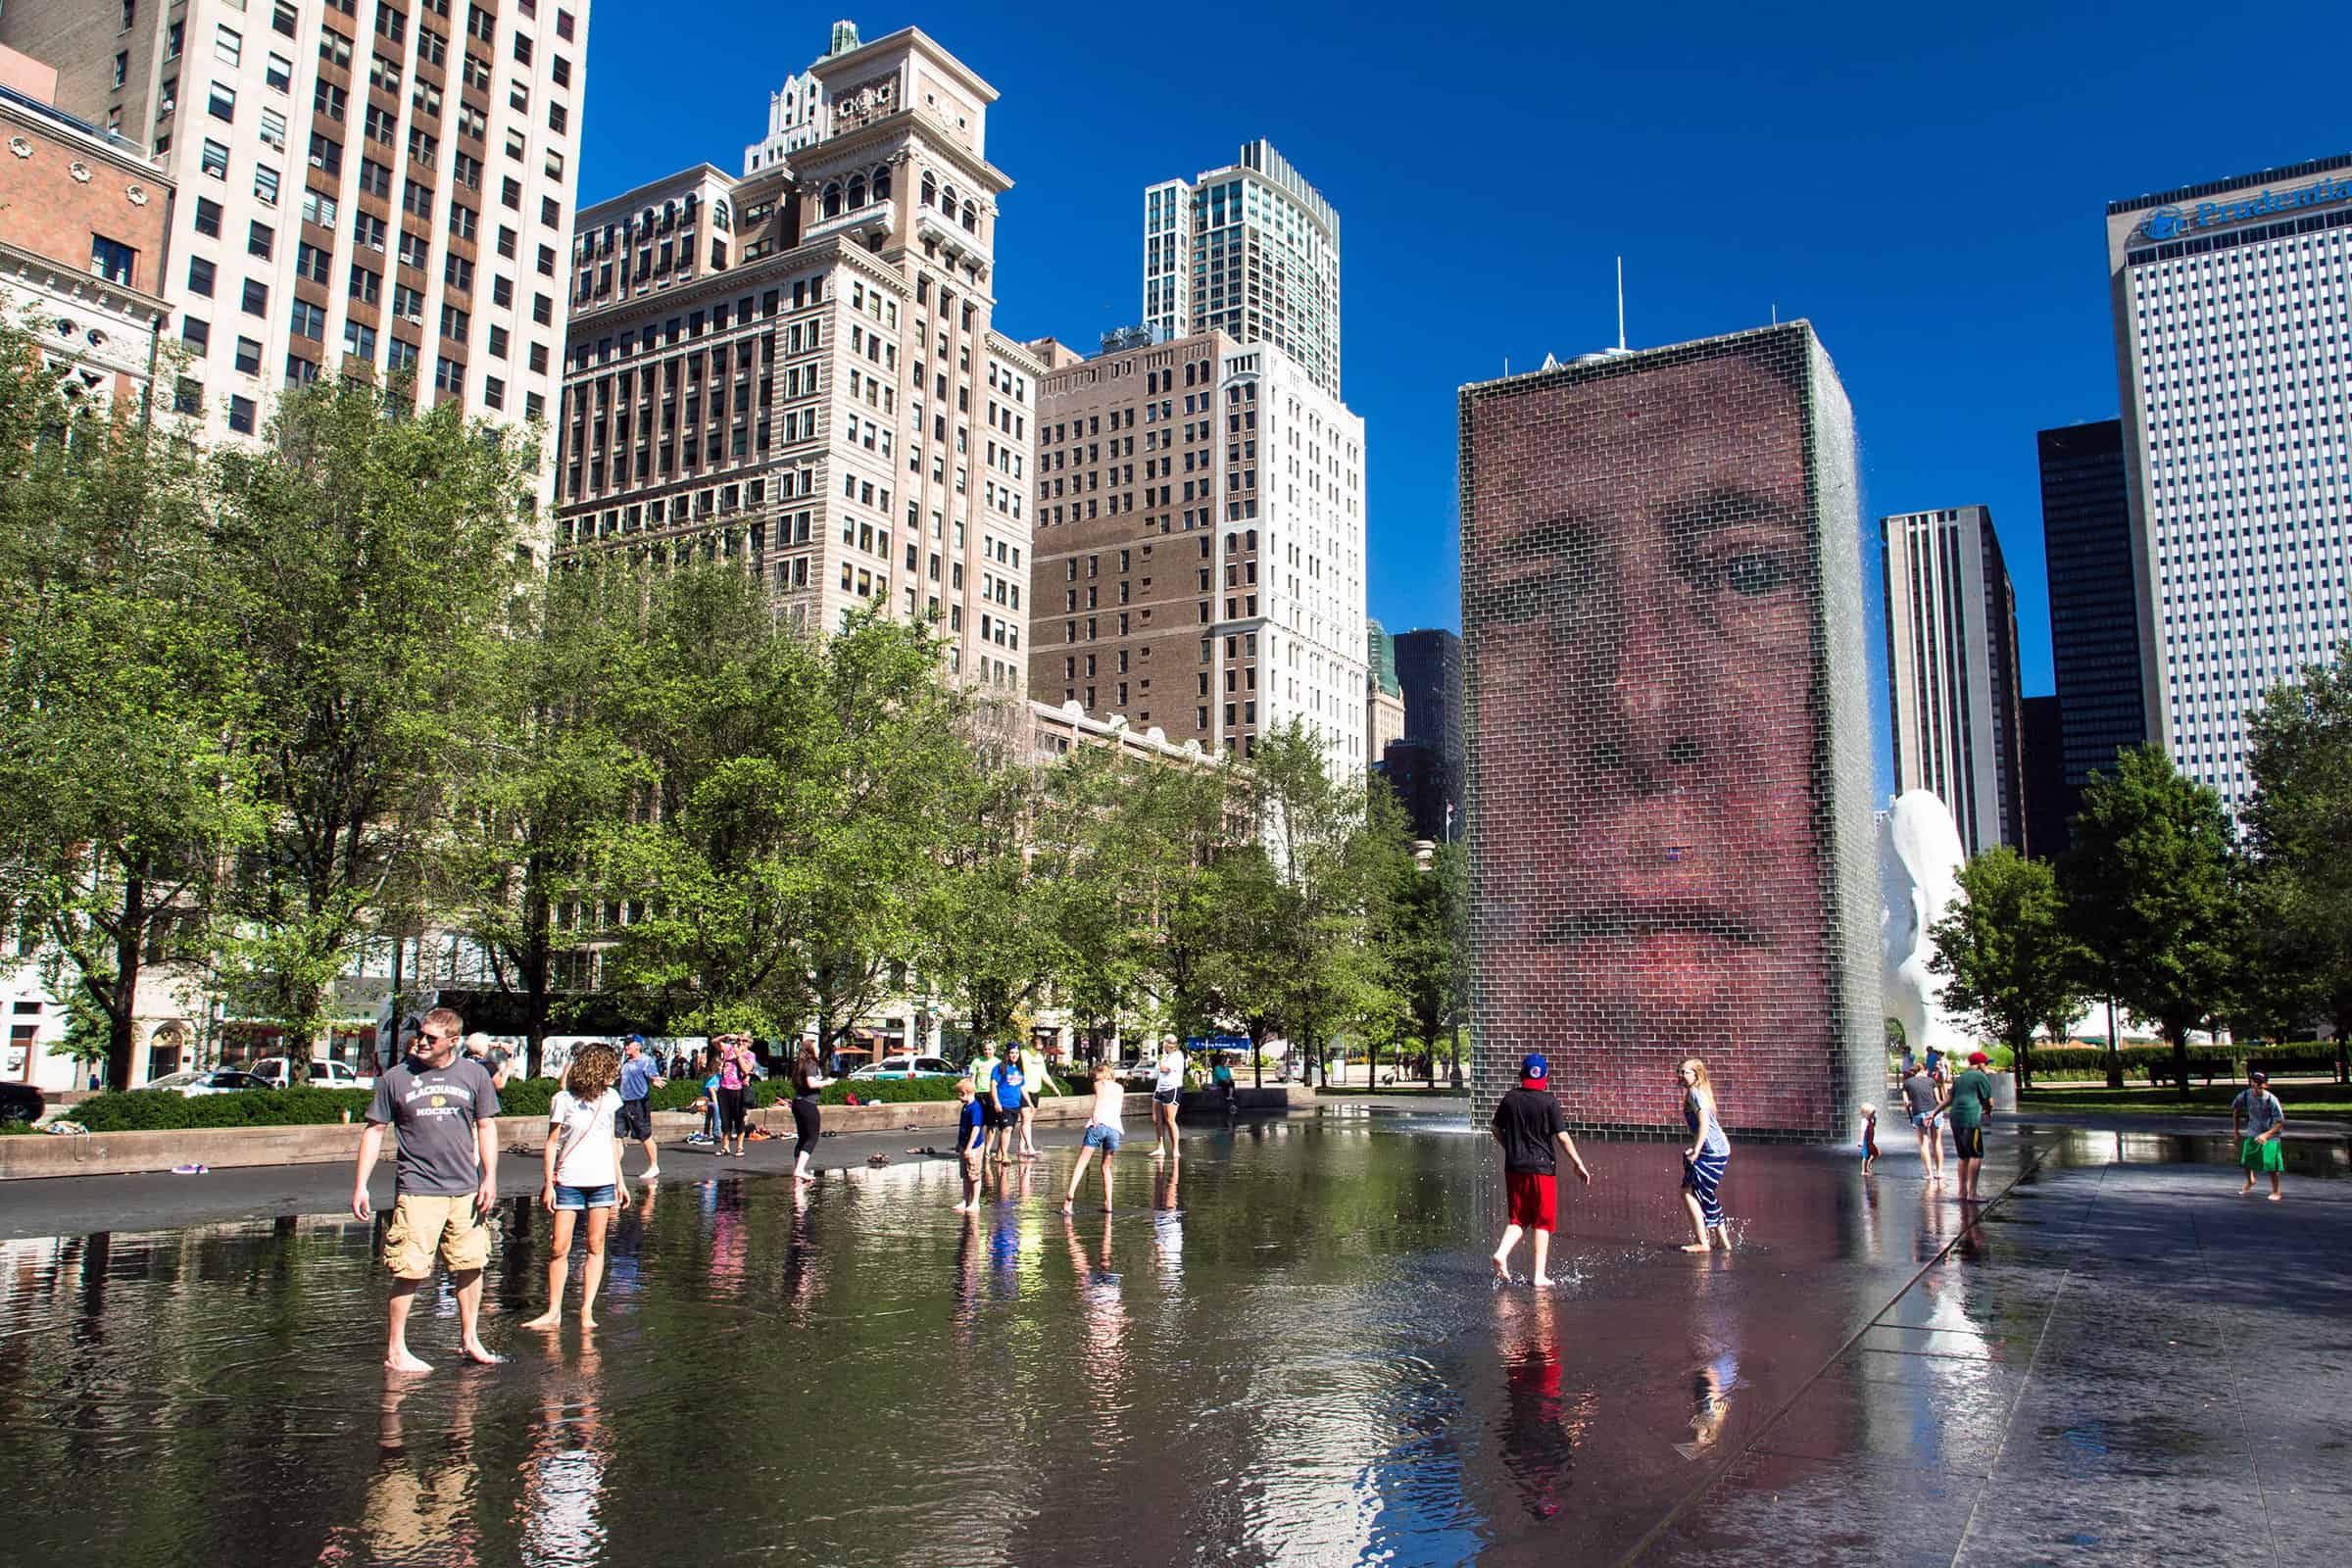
top-left (616, 1035), bottom-right (664, 1182)
top-left (988, 1044), bottom-right (1027, 1167)
top-left (2233, 1069), bottom-right (2287, 1201)
top-left (1900, 1057), bottom-right (1944, 1184)
top-left (523, 1043), bottom-right (624, 1333)
top-left (789, 1042), bottom-right (830, 1185)
top-left (1016, 1041), bottom-right (1057, 1160)
top-left (351, 1006), bottom-right (504, 1373)
top-left (1062, 1061), bottom-right (1125, 1214)
top-left (1490, 1053), bottom-right (1592, 1286)
top-left (1678, 1058), bottom-right (1731, 1252)
top-left (1150, 1037), bottom-right (1186, 1164)
top-left (972, 1041), bottom-right (1005, 1161)
top-left (463, 1033), bottom-right (514, 1093)
top-left (951, 1078), bottom-right (987, 1213)
top-left (714, 1034), bottom-right (756, 1158)
top-left (1939, 1051), bottom-right (1998, 1201)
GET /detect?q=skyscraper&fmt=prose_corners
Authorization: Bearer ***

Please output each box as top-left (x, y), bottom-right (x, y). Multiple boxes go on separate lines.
top-left (1143, 141), bottom-right (1340, 397)
top-left (1365, 618), bottom-right (1404, 769)
top-left (555, 25), bottom-right (1041, 693)
top-left (1023, 327), bottom-right (1367, 769)
top-left (1391, 627), bottom-right (1463, 840)
top-left (2108, 155), bottom-right (2352, 812)
top-left (0, 0), bottom-right (591, 509)
top-left (1459, 323), bottom-right (1877, 1140)
top-left (2020, 694), bottom-right (2070, 860)
top-left (2036, 418), bottom-right (2144, 828)
top-left (1880, 505), bottom-right (2026, 857)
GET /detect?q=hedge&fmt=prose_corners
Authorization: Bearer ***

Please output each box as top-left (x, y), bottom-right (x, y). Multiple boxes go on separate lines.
top-left (2023, 1041), bottom-right (2340, 1081)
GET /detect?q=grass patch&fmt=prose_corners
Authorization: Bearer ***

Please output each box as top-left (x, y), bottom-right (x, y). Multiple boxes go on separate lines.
top-left (2016, 1083), bottom-right (2352, 1121)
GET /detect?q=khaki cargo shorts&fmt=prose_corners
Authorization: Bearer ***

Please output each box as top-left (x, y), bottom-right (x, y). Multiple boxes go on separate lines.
top-left (382, 1192), bottom-right (492, 1279)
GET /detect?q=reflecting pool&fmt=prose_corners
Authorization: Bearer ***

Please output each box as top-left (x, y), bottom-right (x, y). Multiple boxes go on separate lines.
top-left (0, 1110), bottom-right (2334, 1566)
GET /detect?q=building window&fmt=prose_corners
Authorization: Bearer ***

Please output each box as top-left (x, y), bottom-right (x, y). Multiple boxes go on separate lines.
top-left (181, 317), bottom-right (210, 352)
top-left (253, 165), bottom-right (279, 205)
top-left (290, 300), bottom-right (326, 339)
top-left (89, 235), bottom-right (137, 285)
top-left (113, 52), bottom-right (129, 89)
top-left (248, 220), bottom-right (273, 259)
top-left (186, 256), bottom-right (216, 296)
top-left (343, 320), bottom-right (376, 360)
top-left (201, 138), bottom-right (229, 178)
top-left (234, 336), bottom-right (263, 375)
top-left (194, 197), bottom-right (221, 236)
top-left (241, 278), bottom-right (269, 316)
top-left (215, 26), bottom-right (242, 66)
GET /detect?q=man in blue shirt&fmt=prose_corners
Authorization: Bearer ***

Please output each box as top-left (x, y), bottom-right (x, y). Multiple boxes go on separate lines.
top-left (989, 1047), bottom-right (1027, 1167)
top-left (615, 1036), bottom-right (666, 1183)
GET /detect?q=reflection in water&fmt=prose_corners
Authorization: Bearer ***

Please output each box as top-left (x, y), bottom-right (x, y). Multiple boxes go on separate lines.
top-left (0, 1123), bottom-right (2310, 1567)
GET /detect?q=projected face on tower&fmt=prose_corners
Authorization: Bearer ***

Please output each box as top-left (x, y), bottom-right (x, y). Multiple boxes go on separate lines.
top-left (1463, 339), bottom-right (1830, 1114)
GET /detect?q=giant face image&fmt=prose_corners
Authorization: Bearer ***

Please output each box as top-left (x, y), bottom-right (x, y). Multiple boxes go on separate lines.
top-left (1464, 341), bottom-right (1831, 1130)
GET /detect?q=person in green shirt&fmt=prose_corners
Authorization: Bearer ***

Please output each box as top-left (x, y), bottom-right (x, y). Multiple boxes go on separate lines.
top-left (1939, 1051), bottom-right (1998, 1201)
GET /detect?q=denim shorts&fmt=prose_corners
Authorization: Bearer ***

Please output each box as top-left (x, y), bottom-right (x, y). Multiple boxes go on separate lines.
top-left (554, 1182), bottom-right (618, 1210)
top-left (1083, 1123), bottom-right (1123, 1153)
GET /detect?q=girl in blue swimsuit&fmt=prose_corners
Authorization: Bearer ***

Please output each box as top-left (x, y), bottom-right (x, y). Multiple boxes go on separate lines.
top-left (1678, 1058), bottom-right (1731, 1252)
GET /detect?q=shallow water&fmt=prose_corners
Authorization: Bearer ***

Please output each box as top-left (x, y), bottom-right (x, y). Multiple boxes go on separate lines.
top-left (0, 1112), bottom-right (2337, 1566)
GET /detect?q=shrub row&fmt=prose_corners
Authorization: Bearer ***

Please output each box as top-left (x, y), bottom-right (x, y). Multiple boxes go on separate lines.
top-left (2022, 1041), bottom-right (2340, 1080)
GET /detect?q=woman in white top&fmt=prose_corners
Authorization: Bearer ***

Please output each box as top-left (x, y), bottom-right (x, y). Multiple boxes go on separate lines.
top-left (1061, 1061), bottom-right (1125, 1214)
top-left (1151, 1038), bottom-right (1186, 1164)
top-left (523, 1042), bottom-right (624, 1332)
top-left (1016, 1044), bottom-right (1059, 1160)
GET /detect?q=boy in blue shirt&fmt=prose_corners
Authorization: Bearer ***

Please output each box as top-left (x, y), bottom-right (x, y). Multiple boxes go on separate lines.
top-left (952, 1078), bottom-right (987, 1213)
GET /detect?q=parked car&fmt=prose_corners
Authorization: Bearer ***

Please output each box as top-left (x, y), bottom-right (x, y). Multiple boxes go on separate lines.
top-left (0, 1081), bottom-right (44, 1126)
top-left (145, 1069), bottom-right (274, 1098)
top-left (846, 1054), bottom-right (958, 1081)
top-left (249, 1057), bottom-right (375, 1090)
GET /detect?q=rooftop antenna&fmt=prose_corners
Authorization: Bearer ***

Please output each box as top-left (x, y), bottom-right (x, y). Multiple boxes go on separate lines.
top-left (1616, 256), bottom-right (1627, 353)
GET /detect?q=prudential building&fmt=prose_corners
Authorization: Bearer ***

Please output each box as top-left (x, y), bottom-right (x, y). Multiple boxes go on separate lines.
top-left (2107, 154), bottom-right (2352, 814)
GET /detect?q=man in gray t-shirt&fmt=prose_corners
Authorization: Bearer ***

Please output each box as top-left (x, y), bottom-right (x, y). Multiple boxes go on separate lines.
top-left (2231, 1069), bottom-right (2287, 1201)
top-left (353, 1006), bottom-right (503, 1372)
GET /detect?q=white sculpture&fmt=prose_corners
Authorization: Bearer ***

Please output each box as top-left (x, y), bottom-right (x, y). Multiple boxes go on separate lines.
top-left (1878, 790), bottom-right (1970, 1062)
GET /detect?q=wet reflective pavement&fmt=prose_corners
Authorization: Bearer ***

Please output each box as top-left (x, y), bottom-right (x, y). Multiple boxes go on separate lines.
top-left (0, 1108), bottom-right (2343, 1566)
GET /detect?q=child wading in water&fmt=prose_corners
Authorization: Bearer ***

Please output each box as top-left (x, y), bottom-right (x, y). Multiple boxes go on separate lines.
top-left (524, 1042), bottom-right (625, 1332)
top-left (1490, 1053), bottom-right (1592, 1286)
top-left (1859, 1102), bottom-right (1880, 1174)
top-left (950, 1078), bottom-right (987, 1213)
top-left (1061, 1061), bottom-right (1125, 1214)
top-left (1678, 1058), bottom-right (1732, 1252)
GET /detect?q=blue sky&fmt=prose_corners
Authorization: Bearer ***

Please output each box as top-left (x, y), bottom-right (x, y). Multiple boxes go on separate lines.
top-left (578, 0), bottom-right (2349, 749)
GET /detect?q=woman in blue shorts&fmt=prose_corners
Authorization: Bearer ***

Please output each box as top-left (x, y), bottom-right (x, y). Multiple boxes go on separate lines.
top-left (525, 1043), bottom-right (623, 1331)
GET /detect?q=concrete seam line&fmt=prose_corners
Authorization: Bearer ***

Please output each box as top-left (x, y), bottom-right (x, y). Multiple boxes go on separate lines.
top-left (1606, 1129), bottom-right (2065, 1568)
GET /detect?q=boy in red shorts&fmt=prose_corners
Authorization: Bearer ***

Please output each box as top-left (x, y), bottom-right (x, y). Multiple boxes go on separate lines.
top-left (1491, 1053), bottom-right (1593, 1286)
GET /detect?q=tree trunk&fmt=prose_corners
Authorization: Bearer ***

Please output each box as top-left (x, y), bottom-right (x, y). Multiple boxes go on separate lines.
top-left (1250, 1024), bottom-right (1263, 1090)
top-left (1366, 1037), bottom-right (1376, 1093)
top-left (2335, 1003), bottom-right (2351, 1087)
top-left (2103, 994), bottom-right (2123, 1090)
top-left (2171, 1024), bottom-right (2191, 1101)
top-left (103, 868), bottom-right (147, 1092)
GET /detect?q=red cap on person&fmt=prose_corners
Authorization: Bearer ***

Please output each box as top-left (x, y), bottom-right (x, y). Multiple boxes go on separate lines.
top-left (1967, 1051), bottom-right (1990, 1066)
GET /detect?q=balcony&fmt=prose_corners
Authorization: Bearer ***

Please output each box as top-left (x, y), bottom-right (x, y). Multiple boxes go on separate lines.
top-left (804, 199), bottom-right (892, 248)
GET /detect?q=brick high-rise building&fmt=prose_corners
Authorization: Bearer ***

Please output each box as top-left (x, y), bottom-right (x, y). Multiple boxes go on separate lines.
top-left (1024, 327), bottom-right (1366, 768)
top-left (0, 42), bottom-right (173, 408)
top-left (554, 24), bottom-right (1041, 690)
top-left (1880, 505), bottom-right (2026, 858)
top-left (1459, 324), bottom-right (1876, 1140)
top-left (0, 0), bottom-right (591, 513)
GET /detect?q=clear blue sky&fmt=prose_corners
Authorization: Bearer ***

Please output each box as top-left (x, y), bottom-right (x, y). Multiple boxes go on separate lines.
top-left (578, 0), bottom-right (2349, 737)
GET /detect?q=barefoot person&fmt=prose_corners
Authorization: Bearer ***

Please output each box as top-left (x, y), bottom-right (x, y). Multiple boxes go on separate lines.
top-left (1678, 1058), bottom-right (1731, 1252)
top-left (1490, 1053), bottom-right (1592, 1285)
top-left (950, 1078), bottom-right (987, 1213)
top-left (1900, 1056), bottom-right (1944, 1184)
top-left (1016, 1041), bottom-right (1057, 1160)
top-left (1150, 1037), bottom-right (1186, 1163)
top-left (351, 1006), bottom-right (504, 1373)
top-left (2233, 1068), bottom-right (2287, 1201)
top-left (1940, 1051), bottom-right (1998, 1201)
top-left (1859, 1102), bottom-right (1880, 1175)
top-left (988, 1043), bottom-right (1027, 1167)
top-left (788, 1042), bottom-right (830, 1185)
top-left (1062, 1061), bottom-right (1125, 1214)
top-left (615, 1035), bottom-right (665, 1182)
top-left (523, 1043), bottom-right (624, 1333)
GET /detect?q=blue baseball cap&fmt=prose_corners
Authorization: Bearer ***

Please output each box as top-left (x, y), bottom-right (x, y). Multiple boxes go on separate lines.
top-left (1519, 1053), bottom-right (1548, 1083)
top-left (623, 1033), bottom-right (647, 1047)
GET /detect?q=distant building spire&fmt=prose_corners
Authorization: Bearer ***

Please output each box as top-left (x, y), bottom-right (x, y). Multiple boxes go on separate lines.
top-left (829, 20), bottom-right (861, 55)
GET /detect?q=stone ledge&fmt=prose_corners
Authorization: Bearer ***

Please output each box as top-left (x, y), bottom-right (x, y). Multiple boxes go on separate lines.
top-left (0, 1085), bottom-right (1313, 1180)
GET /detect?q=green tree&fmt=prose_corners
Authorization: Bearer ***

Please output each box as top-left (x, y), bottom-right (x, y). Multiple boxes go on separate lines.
top-left (1376, 824), bottom-right (1469, 1089)
top-left (206, 379), bottom-right (535, 1076)
top-left (0, 321), bottom-right (253, 1091)
top-left (438, 559), bottom-right (643, 1076)
top-left (1926, 846), bottom-right (2087, 1090)
top-left (917, 697), bottom-right (1050, 1052)
top-left (2063, 746), bottom-right (2243, 1098)
top-left (2242, 644), bottom-right (2352, 1081)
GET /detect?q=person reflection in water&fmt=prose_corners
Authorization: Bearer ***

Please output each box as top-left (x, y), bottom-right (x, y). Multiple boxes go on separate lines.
top-left (1673, 1344), bottom-right (1740, 1461)
top-left (1494, 1285), bottom-right (1590, 1519)
top-left (1467, 342), bottom-right (1829, 1096)
top-left (357, 1369), bottom-right (484, 1565)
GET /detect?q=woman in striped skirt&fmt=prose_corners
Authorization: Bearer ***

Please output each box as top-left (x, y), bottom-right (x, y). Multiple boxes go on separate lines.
top-left (1678, 1058), bottom-right (1731, 1252)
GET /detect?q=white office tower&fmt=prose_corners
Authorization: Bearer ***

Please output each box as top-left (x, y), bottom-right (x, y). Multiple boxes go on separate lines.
top-left (2108, 155), bottom-right (2352, 811)
top-left (1143, 140), bottom-right (1341, 397)
top-left (1881, 506), bottom-right (2026, 857)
